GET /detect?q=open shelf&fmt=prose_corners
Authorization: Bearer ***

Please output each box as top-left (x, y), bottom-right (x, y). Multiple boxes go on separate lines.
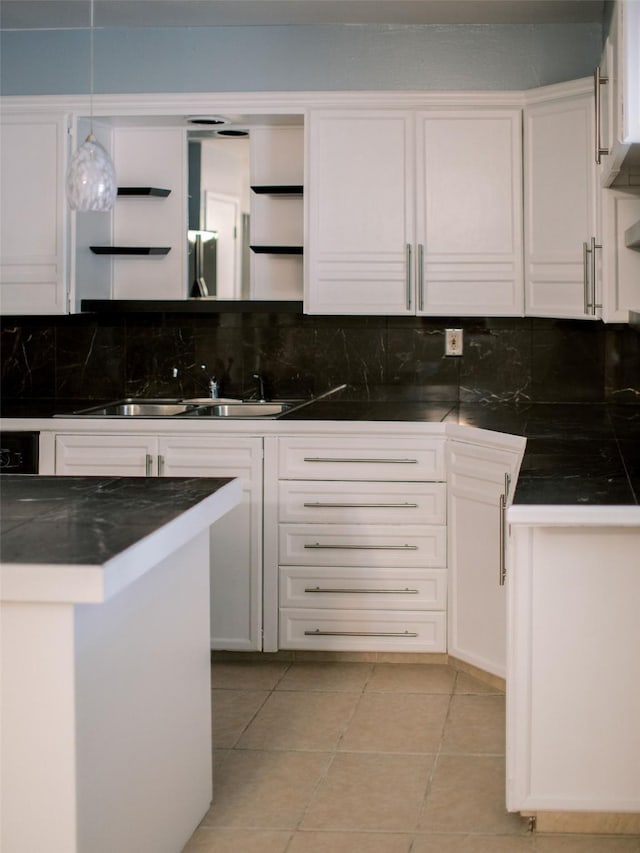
top-left (251, 185), bottom-right (303, 195)
top-left (117, 187), bottom-right (171, 197)
top-left (90, 246), bottom-right (171, 256)
top-left (249, 245), bottom-right (303, 255)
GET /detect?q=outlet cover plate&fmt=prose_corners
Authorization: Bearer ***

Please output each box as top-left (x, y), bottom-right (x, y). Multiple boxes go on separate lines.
top-left (445, 328), bottom-right (463, 356)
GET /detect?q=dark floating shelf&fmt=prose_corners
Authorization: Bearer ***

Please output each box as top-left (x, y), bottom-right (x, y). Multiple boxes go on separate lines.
top-left (117, 187), bottom-right (171, 197)
top-left (90, 246), bottom-right (171, 256)
top-left (251, 185), bottom-right (303, 196)
top-left (249, 245), bottom-right (303, 255)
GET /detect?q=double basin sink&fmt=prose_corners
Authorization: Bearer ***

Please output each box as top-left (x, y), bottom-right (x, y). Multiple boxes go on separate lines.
top-left (69, 398), bottom-right (301, 419)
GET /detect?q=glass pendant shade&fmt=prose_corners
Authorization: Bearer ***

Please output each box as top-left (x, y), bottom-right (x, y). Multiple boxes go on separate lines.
top-left (66, 134), bottom-right (117, 212)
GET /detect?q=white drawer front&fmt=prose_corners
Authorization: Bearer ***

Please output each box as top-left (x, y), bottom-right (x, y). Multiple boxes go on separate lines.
top-left (280, 566), bottom-right (446, 610)
top-left (279, 523), bottom-right (446, 568)
top-left (278, 481), bottom-right (446, 525)
top-left (278, 436), bottom-right (445, 481)
top-left (279, 608), bottom-right (446, 652)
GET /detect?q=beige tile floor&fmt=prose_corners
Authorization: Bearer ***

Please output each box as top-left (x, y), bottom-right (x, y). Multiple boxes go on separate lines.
top-left (183, 660), bottom-right (640, 853)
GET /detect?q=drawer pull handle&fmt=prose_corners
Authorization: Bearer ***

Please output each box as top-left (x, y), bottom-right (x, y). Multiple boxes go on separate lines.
top-left (304, 587), bottom-right (419, 594)
top-left (303, 501), bottom-right (419, 509)
top-left (303, 543), bottom-right (419, 550)
top-left (302, 457), bottom-right (419, 464)
top-left (304, 629), bottom-right (419, 638)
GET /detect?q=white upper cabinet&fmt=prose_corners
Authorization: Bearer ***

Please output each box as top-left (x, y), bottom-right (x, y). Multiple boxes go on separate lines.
top-left (305, 107), bottom-right (524, 316)
top-left (0, 112), bottom-right (70, 315)
top-left (305, 110), bottom-right (414, 315)
top-left (416, 110), bottom-right (523, 316)
top-left (596, 0), bottom-right (640, 185)
top-left (523, 85), bottom-right (599, 320)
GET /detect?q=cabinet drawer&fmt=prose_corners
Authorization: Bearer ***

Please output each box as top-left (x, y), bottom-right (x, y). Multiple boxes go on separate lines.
top-left (278, 481), bottom-right (446, 525)
top-left (279, 523), bottom-right (446, 568)
top-left (278, 436), bottom-right (445, 481)
top-left (279, 608), bottom-right (446, 652)
top-left (280, 566), bottom-right (446, 610)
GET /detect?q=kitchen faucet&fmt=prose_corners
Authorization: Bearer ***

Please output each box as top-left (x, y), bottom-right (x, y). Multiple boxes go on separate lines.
top-left (252, 373), bottom-right (268, 402)
top-left (199, 364), bottom-right (221, 399)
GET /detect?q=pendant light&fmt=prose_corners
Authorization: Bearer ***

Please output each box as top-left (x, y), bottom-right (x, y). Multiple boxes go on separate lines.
top-left (66, 0), bottom-right (117, 212)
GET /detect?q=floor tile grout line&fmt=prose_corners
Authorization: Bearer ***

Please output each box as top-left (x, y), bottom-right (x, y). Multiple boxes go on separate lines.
top-left (286, 662), bottom-right (372, 841)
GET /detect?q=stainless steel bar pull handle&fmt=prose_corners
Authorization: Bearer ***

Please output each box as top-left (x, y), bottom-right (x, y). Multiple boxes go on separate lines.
top-left (145, 453), bottom-right (153, 476)
top-left (157, 454), bottom-right (165, 476)
top-left (499, 492), bottom-right (507, 586)
top-left (417, 243), bottom-right (425, 312)
top-left (304, 543), bottom-right (419, 550)
top-left (583, 241), bottom-right (590, 315)
top-left (304, 587), bottom-right (419, 594)
top-left (594, 66), bottom-right (609, 165)
top-left (303, 457), bottom-right (418, 464)
top-left (406, 243), bottom-right (412, 310)
top-left (303, 501), bottom-right (419, 509)
top-left (590, 236), bottom-right (602, 315)
top-left (305, 629), bottom-right (419, 638)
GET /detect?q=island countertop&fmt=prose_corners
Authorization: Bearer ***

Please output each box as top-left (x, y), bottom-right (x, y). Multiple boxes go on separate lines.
top-left (0, 474), bottom-right (242, 603)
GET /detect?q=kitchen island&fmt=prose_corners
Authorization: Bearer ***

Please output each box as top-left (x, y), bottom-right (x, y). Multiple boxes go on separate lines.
top-left (0, 474), bottom-right (242, 853)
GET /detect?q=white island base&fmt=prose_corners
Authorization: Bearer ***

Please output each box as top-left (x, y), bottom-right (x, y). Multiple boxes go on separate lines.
top-left (1, 477), bottom-right (241, 853)
top-left (506, 507), bottom-right (640, 830)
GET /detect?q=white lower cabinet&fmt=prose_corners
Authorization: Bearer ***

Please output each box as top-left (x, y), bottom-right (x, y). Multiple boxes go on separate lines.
top-left (276, 435), bottom-right (447, 652)
top-left (507, 519), bottom-right (640, 814)
top-left (447, 436), bottom-right (525, 678)
top-left (54, 432), bottom-right (263, 651)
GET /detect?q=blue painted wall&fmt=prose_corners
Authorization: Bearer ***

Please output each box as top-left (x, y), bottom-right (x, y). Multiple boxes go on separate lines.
top-left (0, 23), bottom-right (601, 95)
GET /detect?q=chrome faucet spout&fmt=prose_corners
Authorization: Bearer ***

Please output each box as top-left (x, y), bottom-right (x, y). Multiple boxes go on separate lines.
top-left (252, 373), bottom-right (267, 402)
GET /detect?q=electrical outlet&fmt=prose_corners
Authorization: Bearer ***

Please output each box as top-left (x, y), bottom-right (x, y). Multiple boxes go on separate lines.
top-left (445, 328), bottom-right (463, 356)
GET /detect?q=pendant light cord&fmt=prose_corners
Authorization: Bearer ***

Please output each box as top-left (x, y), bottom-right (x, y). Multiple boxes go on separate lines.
top-left (89, 0), bottom-right (95, 136)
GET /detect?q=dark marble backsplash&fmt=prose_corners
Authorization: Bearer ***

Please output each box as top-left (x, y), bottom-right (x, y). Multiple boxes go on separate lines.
top-left (1, 311), bottom-right (639, 405)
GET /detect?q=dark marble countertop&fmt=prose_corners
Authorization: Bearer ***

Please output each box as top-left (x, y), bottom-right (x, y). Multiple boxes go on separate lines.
top-left (0, 474), bottom-right (235, 567)
top-left (2, 395), bottom-right (639, 507)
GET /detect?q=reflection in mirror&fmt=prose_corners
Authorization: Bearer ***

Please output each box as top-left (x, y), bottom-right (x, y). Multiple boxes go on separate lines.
top-left (187, 132), bottom-right (251, 299)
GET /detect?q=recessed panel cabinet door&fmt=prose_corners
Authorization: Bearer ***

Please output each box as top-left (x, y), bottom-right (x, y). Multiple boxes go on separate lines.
top-left (524, 92), bottom-right (598, 319)
top-left (447, 438), bottom-right (524, 679)
top-left (305, 110), bottom-right (414, 315)
top-left (0, 113), bottom-right (69, 315)
top-left (416, 110), bottom-right (524, 316)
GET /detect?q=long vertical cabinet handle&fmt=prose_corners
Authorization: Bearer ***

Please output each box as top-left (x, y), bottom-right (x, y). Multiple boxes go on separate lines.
top-left (158, 455), bottom-right (165, 476)
top-left (499, 472), bottom-right (511, 587)
top-left (590, 236), bottom-right (602, 315)
top-left (417, 243), bottom-right (424, 312)
top-left (405, 243), bottom-right (412, 310)
top-left (145, 454), bottom-right (153, 476)
top-left (583, 241), bottom-right (591, 315)
top-left (594, 66), bottom-right (609, 165)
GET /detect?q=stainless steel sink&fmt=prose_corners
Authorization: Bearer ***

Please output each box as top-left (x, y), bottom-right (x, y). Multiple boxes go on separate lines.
top-left (186, 402), bottom-right (293, 417)
top-left (66, 398), bottom-right (297, 418)
top-left (69, 400), bottom-right (200, 417)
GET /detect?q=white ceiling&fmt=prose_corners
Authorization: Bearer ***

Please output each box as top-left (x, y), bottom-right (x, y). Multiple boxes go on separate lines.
top-left (0, 0), bottom-right (607, 30)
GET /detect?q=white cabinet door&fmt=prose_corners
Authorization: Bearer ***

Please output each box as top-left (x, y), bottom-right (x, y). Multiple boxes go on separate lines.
top-left (447, 438), bottom-right (524, 679)
top-left (305, 110), bottom-right (415, 315)
top-left (54, 431), bottom-right (263, 652)
top-left (55, 433), bottom-right (155, 475)
top-left (159, 435), bottom-right (263, 651)
top-left (305, 107), bottom-right (523, 316)
top-left (416, 109), bottom-right (524, 316)
top-left (0, 113), bottom-right (69, 315)
top-left (524, 91), bottom-right (599, 319)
